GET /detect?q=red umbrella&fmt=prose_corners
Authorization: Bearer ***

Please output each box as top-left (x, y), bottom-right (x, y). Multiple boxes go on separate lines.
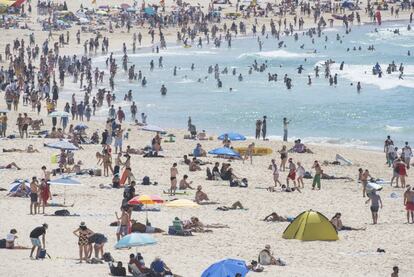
top-left (128, 195), bottom-right (164, 224)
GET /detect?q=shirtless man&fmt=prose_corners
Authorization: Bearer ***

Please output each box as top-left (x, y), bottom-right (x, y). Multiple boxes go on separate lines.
top-left (243, 143), bottom-right (255, 165)
top-left (179, 175), bottom-right (194, 190)
top-left (361, 169), bottom-right (371, 198)
top-left (312, 161), bottom-right (323, 190)
top-left (170, 163), bottom-right (178, 196)
top-left (403, 185), bottom-right (414, 223)
top-left (29, 177), bottom-right (40, 215)
top-left (115, 208), bottom-right (130, 241)
top-left (41, 166), bottom-right (51, 181)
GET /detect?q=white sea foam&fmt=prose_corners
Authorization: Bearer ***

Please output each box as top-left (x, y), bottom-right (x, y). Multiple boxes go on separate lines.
top-left (331, 64), bottom-right (414, 90)
top-left (238, 50), bottom-right (316, 60)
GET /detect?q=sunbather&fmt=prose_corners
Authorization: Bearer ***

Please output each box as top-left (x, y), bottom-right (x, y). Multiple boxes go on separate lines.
top-left (0, 162), bottom-right (21, 170)
top-left (258, 245), bottom-right (285, 266)
top-left (216, 201), bottom-right (245, 211)
top-left (131, 221), bottom-right (164, 233)
top-left (3, 145), bottom-right (39, 153)
top-left (263, 212), bottom-right (288, 222)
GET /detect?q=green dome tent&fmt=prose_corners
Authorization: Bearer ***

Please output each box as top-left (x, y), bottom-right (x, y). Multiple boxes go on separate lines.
top-left (282, 210), bottom-right (338, 241)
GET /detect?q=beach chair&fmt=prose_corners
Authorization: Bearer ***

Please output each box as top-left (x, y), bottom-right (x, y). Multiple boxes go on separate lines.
top-left (128, 263), bottom-right (149, 277)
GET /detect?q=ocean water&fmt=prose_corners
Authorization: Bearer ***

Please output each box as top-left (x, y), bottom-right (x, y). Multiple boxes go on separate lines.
top-left (92, 22), bottom-right (414, 149)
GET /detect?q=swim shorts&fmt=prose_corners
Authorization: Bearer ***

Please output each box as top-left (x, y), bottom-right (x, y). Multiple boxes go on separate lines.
top-left (30, 192), bottom-right (38, 203)
top-left (30, 238), bottom-right (41, 247)
top-left (288, 171), bottom-right (296, 180)
top-left (406, 202), bottom-right (414, 211)
top-left (370, 206), bottom-right (379, 213)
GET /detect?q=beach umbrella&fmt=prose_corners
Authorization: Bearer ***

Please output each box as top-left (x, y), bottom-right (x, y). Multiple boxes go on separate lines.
top-left (144, 7), bottom-right (155, 15)
top-left (74, 123), bottom-right (88, 130)
top-left (208, 147), bottom-right (241, 158)
top-left (0, 109), bottom-right (10, 113)
top-left (165, 199), bottom-right (199, 208)
top-left (45, 140), bottom-right (79, 150)
top-left (141, 124), bottom-right (165, 133)
top-left (48, 111), bottom-right (70, 117)
top-left (114, 233), bottom-right (156, 250)
top-left (218, 132), bottom-right (246, 141)
top-left (49, 176), bottom-right (82, 204)
top-left (201, 259), bottom-right (249, 277)
top-left (128, 195), bottom-right (164, 223)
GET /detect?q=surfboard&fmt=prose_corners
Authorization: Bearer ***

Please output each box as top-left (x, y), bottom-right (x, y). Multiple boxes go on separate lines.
top-left (234, 147), bottom-right (273, 156)
top-left (119, 170), bottom-right (128, 187)
top-left (335, 154), bottom-right (353, 165)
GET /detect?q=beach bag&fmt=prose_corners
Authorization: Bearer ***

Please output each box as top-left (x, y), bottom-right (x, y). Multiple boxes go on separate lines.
top-left (38, 249), bottom-right (49, 259)
top-left (0, 239), bottom-right (6, 248)
top-left (54, 209), bottom-right (70, 216)
top-left (304, 172), bottom-right (313, 179)
top-left (142, 176), bottom-right (150, 186)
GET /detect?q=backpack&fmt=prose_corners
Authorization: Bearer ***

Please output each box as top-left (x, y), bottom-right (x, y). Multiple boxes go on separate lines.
top-left (142, 176), bottom-right (150, 186)
top-left (0, 239), bottom-right (6, 248)
top-left (38, 249), bottom-right (50, 259)
top-left (54, 209), bottom-right (70, 216)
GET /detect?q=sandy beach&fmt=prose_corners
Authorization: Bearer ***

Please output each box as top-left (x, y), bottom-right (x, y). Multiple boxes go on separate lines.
top-left (0, 0), bottom-right (413, 276)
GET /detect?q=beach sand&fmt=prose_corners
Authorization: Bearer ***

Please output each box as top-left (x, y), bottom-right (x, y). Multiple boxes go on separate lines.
top-left (0, 0), bottom-right (413, 276)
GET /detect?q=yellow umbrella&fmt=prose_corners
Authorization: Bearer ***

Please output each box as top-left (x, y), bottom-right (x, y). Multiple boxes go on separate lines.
top-left (165, 199), bottom-right (199, 208)
top-left (128, 195), bottom-right (164, 223)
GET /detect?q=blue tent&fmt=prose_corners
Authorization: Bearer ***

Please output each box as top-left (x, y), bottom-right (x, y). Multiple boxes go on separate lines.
top-left (208, 147), bottom-right (240, 157)
top-left (218, 132), bottom-right (246, 141)
top-left (201, 259), bottom-right (249, 277)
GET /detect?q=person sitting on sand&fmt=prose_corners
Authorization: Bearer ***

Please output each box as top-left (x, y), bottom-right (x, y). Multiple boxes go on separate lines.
top-left (3, 145), bottom-right (39, 153)
top-left (216, 201), bottom-right (245, 211)
top-left (8, 181), bottom-right (29, 197)
top-left (391, 266), bottom-right (399, 277)
top-left (330, 213), bottom-right (366, 231)
top-left (6, 229), bottom-right (17, 249)
top-left (195, 185), bottom-right (209, 204)
top-left (126, 145), bottom-right (143, 155)
top-left (179, 175), bottom-right (194, 190)
top-left (258, 245), bottom-right (285, 266)
top-left (183, 155), bottom-right (191, 165)
top-left (197, 130), bottom-right (207, 140)
top-left (263, 212), bottom-right (288, 222)
top-left (150, 257), bottom-right (172, 276)
top-left (128, 253), bottom-right (151, 276)
top-left (289, 139), bottom-right (313, 153)
top-left (193, 143), bottom-right (206, 157)
top-left (247, 260), bottom-right (264, 272)
top-left (189, 157), bottom-right (202, 171)
top-left (0, 162), bottom-right (21, 170)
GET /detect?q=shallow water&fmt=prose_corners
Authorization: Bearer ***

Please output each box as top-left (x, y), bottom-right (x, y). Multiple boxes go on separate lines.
top-left (92, 22), bottom-right (414, 149)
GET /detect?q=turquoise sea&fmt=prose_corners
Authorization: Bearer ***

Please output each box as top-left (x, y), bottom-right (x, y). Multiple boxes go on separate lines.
top-left (92, 21), bottom-right (414, 149)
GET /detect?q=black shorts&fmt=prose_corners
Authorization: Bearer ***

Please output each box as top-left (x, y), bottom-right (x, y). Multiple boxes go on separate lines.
top-left (30, 192), bottom-right (38, 203)
top-left (22, 124), bottom-right (28, 131)
top-left (370, 206), bottom-right (379, 213)
top-left (170, 177), bottom-right (176, 181)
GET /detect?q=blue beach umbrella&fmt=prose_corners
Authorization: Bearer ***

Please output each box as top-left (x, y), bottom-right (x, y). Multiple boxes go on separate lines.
top-left (208, 147), bottom-right (241, 157)
top-left (45, 140), bottom-right (79, 150)
top-left (218, 132), bottom-right (246, 141)
top-left (201, 259), bottom-right (249, 277)
top-left (115, 233), bottom-right (156, 249)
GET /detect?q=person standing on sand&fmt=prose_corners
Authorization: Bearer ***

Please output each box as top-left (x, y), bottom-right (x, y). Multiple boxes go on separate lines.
top-left (170, 163), bottom-right (178, 196)
top-left (360, 169), bottom-right (371, 198)
top-left (255, 119), bottom-right (262, 140)
top-left (402, 142), bottom-right (412, 169)
top-left (244, 143), bottom-right (255, 164)
top-left (366, 190), bottom-right (383, 225)
top-left (29, 177), bottom-right (40, 215)
top-left (384, 135), bottom-right (394, 165)
top-left (286, 158), bottom-right (297, 188)
top-left (271, 159), bottom-right (282, 187)
top-left (283, 117), bottom-right (290, 142)
top-left (262, 116), bottom-right (267, 140)
top-left (403, 185), bottom-right (414, 223)
top-left (312, 161), bottom-right (323, 190)
top-left (73, 222), bottom-right (94, 263)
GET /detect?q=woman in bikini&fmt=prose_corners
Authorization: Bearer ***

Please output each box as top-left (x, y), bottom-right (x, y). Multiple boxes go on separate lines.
top-left (73, 222), bottom-right (94, 263)
top-left (102, 149), bottom-right (113, 177)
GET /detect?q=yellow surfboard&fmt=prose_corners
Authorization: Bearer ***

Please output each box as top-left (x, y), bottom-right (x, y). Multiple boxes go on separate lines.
top-left (234, 147), bottom-right (273, 156)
